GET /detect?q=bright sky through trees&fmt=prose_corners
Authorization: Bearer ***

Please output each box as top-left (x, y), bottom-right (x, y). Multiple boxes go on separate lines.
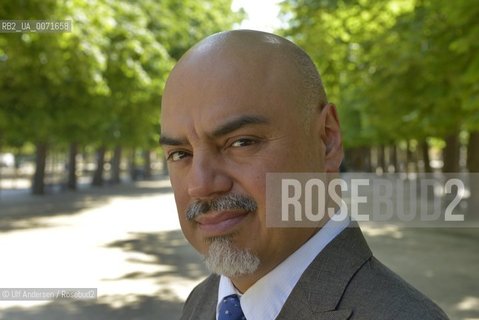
top-left (232, 0), bottom-right (281, 32)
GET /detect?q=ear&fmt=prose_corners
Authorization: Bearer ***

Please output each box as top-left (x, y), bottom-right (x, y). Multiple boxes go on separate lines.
top-left (316, 103), bottom-right (344, 172)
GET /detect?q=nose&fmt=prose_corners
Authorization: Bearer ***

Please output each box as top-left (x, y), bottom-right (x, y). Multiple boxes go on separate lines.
top-left (187, 152), bottom-right (233, 199)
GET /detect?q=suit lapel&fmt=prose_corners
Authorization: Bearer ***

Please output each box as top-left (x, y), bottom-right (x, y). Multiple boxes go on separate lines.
top-left (276, 282), bottom-right (353, 320)
top-left (200, 276), bottom-right (218, 320)
top-left (277, 224), bottom-right (371, 319)
top-left (183, 274), bottom-right (218, 320)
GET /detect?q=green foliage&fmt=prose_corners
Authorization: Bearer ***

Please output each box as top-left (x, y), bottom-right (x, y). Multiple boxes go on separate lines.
top-left (0, 0), bottom-right (240, 151)
top-left (136, 0), bottom-right (243, 60)
top-left (279, 0), bottom-right (479, 147)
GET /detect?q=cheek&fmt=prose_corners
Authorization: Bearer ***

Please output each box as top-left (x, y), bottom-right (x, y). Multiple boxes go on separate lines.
top-left (171, 180), bottom-right (193, 232)
top-left (170, 167), bottom-right (190, 208)
top-left (235, 165), bottom-right (266, 198)
top-left (175, 198), bottom-right (209, 254)
top-left (172, 186), bottom-right (187, 219)
top-left (171, 179), bottom-right (210, 254)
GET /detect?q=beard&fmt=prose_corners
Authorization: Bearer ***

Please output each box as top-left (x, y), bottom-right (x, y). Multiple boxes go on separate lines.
top-left (185, 193), bottom-right (261, 277)
top-left (204, 236), bottom-right (260, 278)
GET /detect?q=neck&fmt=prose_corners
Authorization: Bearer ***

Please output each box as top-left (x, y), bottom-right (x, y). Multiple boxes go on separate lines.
top-left (229, 225), bottom-right (324, 293)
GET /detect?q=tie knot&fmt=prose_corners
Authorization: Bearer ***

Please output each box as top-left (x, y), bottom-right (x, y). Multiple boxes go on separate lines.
top-left (219, 294), bottom-right (246, 320)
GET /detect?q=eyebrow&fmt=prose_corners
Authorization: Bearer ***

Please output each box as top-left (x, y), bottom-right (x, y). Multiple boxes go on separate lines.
top-left (159, 135), bottom-right (186, 146)
top-left (159, 114), bottom-right (269, 146)
top-left (211, 115), bottom-right (269, 138)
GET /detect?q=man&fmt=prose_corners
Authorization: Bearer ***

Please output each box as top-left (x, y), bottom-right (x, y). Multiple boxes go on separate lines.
top-left (160, 30), bottom-right (448, 320)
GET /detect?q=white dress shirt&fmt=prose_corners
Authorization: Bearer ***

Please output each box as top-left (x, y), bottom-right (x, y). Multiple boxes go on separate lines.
top-left (216, 215), bottom-right (350, 320)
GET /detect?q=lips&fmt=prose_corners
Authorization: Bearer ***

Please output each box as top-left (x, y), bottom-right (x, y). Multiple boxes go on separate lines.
top-left (195, 210), bottom-right (250, 235)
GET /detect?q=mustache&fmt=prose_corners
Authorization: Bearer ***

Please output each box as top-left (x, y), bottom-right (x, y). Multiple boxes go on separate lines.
top-left (185, 194), bottom-right (257, 221)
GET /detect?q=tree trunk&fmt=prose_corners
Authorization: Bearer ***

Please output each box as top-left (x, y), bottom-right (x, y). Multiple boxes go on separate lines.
top-left (0, 140), bottom-right (2, 195)
top-left (67, 143), bottom-right (78, 190)
top-left (364, 147), bottom-right (373, 172)
top-left (111, 146), bottom-right (122, 184)
top-left (129, 149), bottom-right (137, 181)
top-left (143, 150), bottom-right (152, 179)
top-left (0, 141), bottom-right (3, 196)
top-left (405, 140), bottom-right (412, 173)
top-left (443, 133), bottom-right (460, 173)
top-left (32, 142), bottom-right (47, 195)
top-left (467, 131), bottom-right (479, 173)
top-left (421, 140), bottom-right (432, 173)
top-left (411, 142), bottom-right (418, 173)
top-left (467, 131), bottom-right (479, 215)
top-left (92, 146), bottom-right (106, 186)
top-left (344, 148), bottom-right (355, 171)
top-left (378, 145), bottom-right (385, 173)
top-left (390, 144), bottom-right (398, 172)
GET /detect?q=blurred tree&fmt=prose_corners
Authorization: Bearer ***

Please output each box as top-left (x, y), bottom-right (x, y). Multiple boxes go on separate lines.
top-left (86, 0), bottom-right (173, 186)
top-left (137, 0), bottom-right (243, 60)
top-left (280, 0), bottom-right (410, 148)
top-left (0, 0), bottom-right (242, 193)
top-left (280, 0), bottom-right (479, 173)
top-left (0, 0), bottom-right (72, 194)
top-left (55, 0), bottom-right (111, 189)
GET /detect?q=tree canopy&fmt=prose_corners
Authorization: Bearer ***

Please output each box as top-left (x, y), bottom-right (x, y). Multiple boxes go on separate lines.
top-left (0, 0), bottom-right (242, 151)
top-left (0, 0), bottom-right (242, 193)
top-left (279, 0), bottom-right (479, 148)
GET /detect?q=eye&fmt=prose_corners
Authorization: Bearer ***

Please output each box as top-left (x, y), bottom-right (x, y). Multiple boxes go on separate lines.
top-left (167, 150), bottom-right (190, 162)
top-left (230, 138), bottom-right (258, 148)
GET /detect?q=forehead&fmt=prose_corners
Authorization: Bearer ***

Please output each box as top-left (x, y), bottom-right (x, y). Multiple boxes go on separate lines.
top-left (161, 50), bottom-right (301, 135)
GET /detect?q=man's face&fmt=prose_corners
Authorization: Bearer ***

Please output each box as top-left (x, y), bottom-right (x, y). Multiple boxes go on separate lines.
top-left (160, 47), bottom-right (328, 278)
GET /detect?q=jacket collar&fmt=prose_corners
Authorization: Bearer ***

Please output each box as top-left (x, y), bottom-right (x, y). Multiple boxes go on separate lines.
top-left (276, 224), bottom-right (372, 320)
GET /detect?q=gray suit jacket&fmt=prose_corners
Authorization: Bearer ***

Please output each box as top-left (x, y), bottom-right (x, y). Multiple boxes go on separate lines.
top-left (180, 226), bottom-right (449, 319)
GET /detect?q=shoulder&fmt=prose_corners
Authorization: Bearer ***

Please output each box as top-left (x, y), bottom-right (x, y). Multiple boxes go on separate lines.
top-left (180, 274), bottom-right (220, 320)
top-left (342, 256), bottom-right (449, 319)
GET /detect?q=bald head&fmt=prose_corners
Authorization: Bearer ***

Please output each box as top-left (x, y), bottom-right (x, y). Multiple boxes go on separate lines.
top-left (163, 30), bottom-right (327, 122)
top-left (161, 32), bottom-right (344, 285)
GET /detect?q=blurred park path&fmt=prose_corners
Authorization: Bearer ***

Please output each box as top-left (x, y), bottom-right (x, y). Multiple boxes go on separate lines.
top-left (0, 177), bottom-right (209, 320)
top-left (0, 177), bottom-right (477, 320)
